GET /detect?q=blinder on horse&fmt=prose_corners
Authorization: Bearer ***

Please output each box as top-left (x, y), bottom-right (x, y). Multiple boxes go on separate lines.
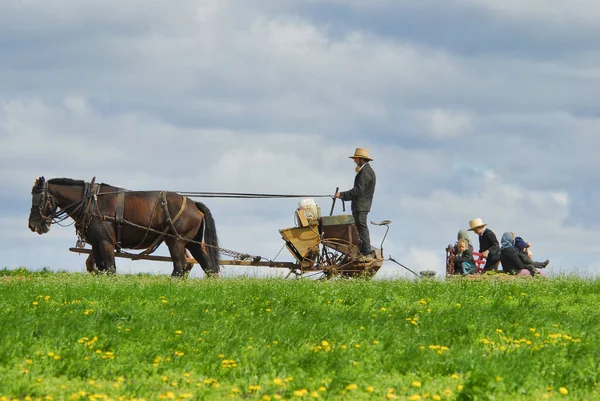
top-left (29, 179), bottom-right (57, 233)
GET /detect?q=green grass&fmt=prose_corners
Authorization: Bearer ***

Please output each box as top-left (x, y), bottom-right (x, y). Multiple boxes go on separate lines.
top-left (0, 269), bottom-right (599, 401)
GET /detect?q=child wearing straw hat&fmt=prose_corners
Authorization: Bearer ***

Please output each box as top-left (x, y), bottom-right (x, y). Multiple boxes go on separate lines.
top-left (468, 218), bottom-right (501, 271)
top-left (334, 148), bottom-right (377, 260)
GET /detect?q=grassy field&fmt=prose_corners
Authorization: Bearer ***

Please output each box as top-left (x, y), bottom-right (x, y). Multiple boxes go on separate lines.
top-left (0, 269), bottom-right (598, 401)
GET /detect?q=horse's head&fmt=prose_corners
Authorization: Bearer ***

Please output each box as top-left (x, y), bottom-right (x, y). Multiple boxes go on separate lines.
top-left (28, 177), bottom-right (58, 235)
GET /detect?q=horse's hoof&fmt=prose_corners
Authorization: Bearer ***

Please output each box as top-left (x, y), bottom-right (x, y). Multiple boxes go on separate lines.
top-left (171, 271), bottom-right (185, 278)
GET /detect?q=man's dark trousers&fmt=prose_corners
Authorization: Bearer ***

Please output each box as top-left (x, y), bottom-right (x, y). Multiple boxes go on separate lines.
top-left (353, 211), bottom-right (371, 255)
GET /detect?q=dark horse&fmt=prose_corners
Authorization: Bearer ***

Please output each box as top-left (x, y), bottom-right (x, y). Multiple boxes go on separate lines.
top-left (28, 177), bottom-right (220, 277)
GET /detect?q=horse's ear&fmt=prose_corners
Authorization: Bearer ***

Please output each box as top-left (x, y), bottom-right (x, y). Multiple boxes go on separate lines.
top-left (33, 177), bottom-right (44, 193)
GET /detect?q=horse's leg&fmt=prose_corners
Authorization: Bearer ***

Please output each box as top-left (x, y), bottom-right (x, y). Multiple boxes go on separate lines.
top-left (182, 249), bottom-right (195, 278)
top-left (166, 239), bottom-right (188, 278)
top-left (91, 245), bottom-right (107, 272)
top-left (186, 242), bottom-right (220, 279)
top-left (95, 241), bottom-right (117, 275)
top-left (85, 254), bottom-right (97, 273)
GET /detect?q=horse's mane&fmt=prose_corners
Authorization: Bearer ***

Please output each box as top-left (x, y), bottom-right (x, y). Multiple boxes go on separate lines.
top-left (47, 178), bottom-right (117, 189)
top-left (48, 178), bottom-right (87, 186)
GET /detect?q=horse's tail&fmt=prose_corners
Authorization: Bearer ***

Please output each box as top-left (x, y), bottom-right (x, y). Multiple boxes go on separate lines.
top-left (194, 201), bottom-right (220, 271)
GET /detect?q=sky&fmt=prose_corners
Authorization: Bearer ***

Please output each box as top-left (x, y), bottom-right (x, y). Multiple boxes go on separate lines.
top-left (1, 0), bottom-right (599, 279)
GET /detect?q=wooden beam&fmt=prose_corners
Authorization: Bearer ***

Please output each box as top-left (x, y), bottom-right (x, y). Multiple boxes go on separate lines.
top-left (69, 248), bottom-right (297, 269)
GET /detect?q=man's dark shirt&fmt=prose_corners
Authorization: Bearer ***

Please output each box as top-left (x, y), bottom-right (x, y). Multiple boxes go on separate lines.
top-left (339, 163), bottom-right (376, 212)
top-left (479, 228), bottom-right (500, 260)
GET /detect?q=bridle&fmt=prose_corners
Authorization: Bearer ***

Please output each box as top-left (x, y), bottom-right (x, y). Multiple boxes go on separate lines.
top-left (31, 179), bottom-right (95, 227)
top-left (31, 180), bottom-right (58, 226)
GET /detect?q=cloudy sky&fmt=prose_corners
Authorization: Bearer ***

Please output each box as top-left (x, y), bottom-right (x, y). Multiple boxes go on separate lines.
top-left (2, 0), bottom-right (599, 279)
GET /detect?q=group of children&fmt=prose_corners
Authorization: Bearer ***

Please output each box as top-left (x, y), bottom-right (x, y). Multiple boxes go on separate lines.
top-left (448, 218), bottom-right (550, 276)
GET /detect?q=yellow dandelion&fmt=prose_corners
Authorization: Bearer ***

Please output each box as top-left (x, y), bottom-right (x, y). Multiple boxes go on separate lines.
top-left (310, 391), bottom-right (319, 398)
top-left (559, 387), bottom-right (568, 395)
top-left (262, 396), bottom-right (272, 401)
top-left (248, 385), bottom-right (261, 392)
top-left (354, 343), bottom-right (360, 349)
top-left (175, 330), bottom-right (183, 335)
top-left (496, 329), bottom-right (503, 333)
top-left (346, 384), bottom-right (358, 390)
top-left (411, 381), bottom-right (421, 388)
top-left (408, 395), bottom-right (421, 401)
top-left (432, 395), bottom-right (441, 401)
top-left (457, 385), bottom-right (464, 391)
top-left (451, 373), bottom-right (459, 380)
top-left (366, 386), bottom-right (374, 393)
top-left (272, 378), bottom-right (283, 386)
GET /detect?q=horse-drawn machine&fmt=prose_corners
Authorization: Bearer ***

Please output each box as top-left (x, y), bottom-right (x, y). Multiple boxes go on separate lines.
top-left (29, 177), bottom-right (392, 279)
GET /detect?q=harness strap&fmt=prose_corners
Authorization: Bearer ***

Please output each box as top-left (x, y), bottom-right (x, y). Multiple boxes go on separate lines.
top-left (172, 196), bottom-right (187, 223)
top-left (76, 182), bottom-right (100, 240)
top-left (115, 189), bottom-right (126, 250)
top-left (161, 192), bottom-right (184, 238)
top-left (129, 194), bottom-right (187, 257)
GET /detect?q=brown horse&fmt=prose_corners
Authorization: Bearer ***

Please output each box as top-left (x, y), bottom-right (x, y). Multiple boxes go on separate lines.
top-left (28, 177), bottom-right (220, 277)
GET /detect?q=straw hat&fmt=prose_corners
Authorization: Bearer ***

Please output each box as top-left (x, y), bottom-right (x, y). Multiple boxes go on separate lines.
top-left (349, 148), bottom-right (373, 161)
top-left (468, 218), bottom-right (487, 231)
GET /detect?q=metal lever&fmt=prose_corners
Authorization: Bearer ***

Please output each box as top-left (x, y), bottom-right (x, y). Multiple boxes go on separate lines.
top-left (330, 187), bottom-right (339, 216)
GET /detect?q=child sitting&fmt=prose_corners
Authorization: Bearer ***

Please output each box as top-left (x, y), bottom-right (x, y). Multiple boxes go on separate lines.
top-left (514, 236), bottom-right (549, 269)
top-left (454, 238), bottom-right (476, 275)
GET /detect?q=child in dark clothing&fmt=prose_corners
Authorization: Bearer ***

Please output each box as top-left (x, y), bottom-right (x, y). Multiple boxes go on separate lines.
top-left (514, 236), bottom-right (550, 269)
top-left (450, 229), bottom-right (474, 274)
top-left (454, 238), bottom-right (476, 275)
top-left (500, 232), bottom-right (537, 276)
top-left (468, 218), bottom-right (501, 271)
